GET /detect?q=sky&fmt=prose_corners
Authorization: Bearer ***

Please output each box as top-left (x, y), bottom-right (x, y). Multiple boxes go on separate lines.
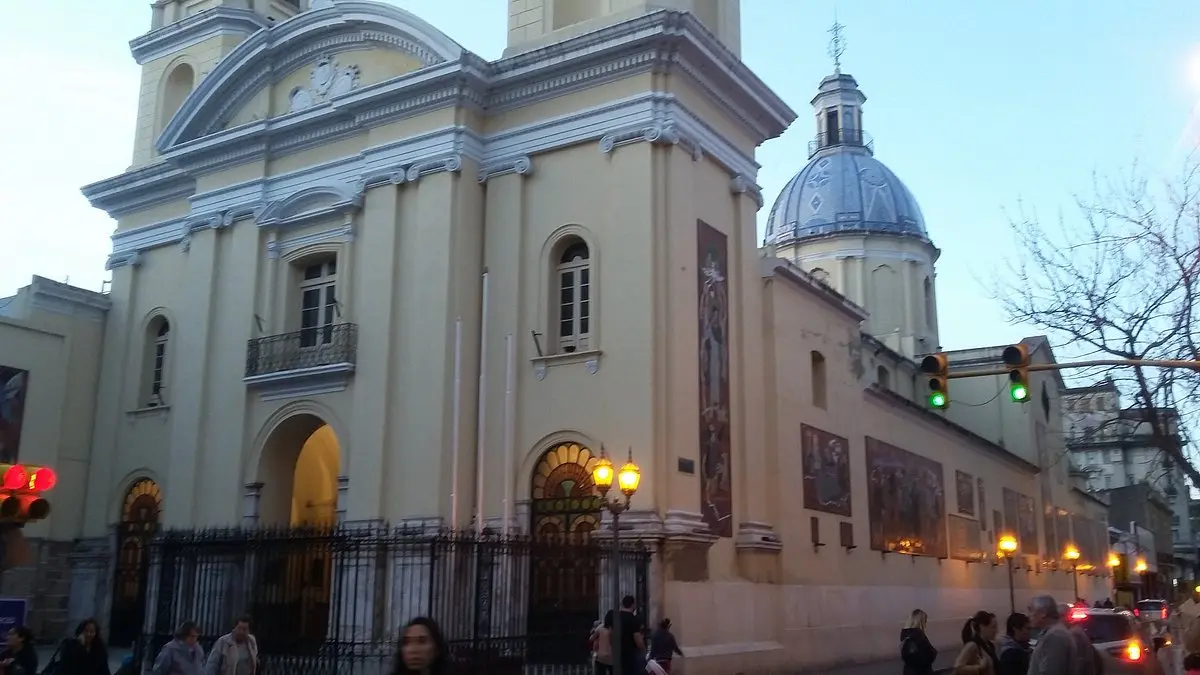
top-left (2, 0), bottom-right (1200, 354)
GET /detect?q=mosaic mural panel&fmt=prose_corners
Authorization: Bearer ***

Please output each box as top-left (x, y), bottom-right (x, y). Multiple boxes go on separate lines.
top-left (949, 514), bottom-right (984, 562)
top-left (801, 424), bottom-right (851, 516)
top-left (697, 220), bottom-right (732, 538)
top-left (978, 478), bottom-right (987, 532)
top-left (956, 471), bottom-right (975, 516)
top-left (865, 437), bottom-right (947, 558)
top-left (0, 365), bottom-right (29, 464)
top-left (1003, 488), bottom-right (1039, 557)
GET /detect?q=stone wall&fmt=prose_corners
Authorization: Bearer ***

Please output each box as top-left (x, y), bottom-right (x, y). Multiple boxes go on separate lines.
top-left (0, 538), bottom-right (74, 642)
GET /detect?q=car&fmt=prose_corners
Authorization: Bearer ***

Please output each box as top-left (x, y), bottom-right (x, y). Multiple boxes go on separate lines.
top-left (1067, 608), bottom-right (1156, 675)
top-left (1135, 599), bottom-right (1169, 623)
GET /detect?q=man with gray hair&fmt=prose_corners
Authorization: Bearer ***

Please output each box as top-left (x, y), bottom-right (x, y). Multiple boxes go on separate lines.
top-left (1027, 595), bottom-right (1078, 675)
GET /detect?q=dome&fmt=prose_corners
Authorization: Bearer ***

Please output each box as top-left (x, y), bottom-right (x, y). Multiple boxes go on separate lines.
top-left (765, 147), bottom-right (928, 246)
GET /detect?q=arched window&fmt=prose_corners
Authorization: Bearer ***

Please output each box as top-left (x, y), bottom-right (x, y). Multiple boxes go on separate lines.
top-left (554, 238), bottom-right (591, 354)
top-left (160, 63), bottom-right (195, 133)
top-left (141, 316), bottom-right (170, 407)
top-left (876, 365), bottom-right (890, 389)
top-left (298, 257), bottom-right (338, 347)
top-left (923, 276), bottom-right (934, 328)
top-left (811, 350), bottom-right (827, 409)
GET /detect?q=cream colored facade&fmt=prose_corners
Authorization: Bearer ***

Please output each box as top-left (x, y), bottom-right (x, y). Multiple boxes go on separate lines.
top-left (60, 0), bottom-right (1112, 670)
top-left (0, 277), bottom-right (109, 637)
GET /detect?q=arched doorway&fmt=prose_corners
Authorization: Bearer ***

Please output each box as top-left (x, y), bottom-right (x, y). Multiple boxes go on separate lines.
top-left (252, 414), bottom-right (340, 648)
top-left (109, 478), bottom-right (162, 647)
top-left (527, 442), bottom-right (603, 664)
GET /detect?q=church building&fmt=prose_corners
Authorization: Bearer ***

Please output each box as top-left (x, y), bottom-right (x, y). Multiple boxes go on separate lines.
top-left (0, 0), bottom-right (1115, 671)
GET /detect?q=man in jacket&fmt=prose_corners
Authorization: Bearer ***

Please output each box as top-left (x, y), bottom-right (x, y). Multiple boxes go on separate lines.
top-left (205, 616), bottom-right (258, 675)
top-left (1027, 596), bottom-right (1078, 675)
top-left (995, 613), bottom-right (1031, 675)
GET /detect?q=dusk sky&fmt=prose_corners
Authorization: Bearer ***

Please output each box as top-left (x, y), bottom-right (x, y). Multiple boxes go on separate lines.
top-left (3, 0), bottom-right (1199, 359)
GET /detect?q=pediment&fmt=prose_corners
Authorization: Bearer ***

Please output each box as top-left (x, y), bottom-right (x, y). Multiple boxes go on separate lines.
top-left (157, 0), bottom-right (463, 153)
top-left (257, 185), bottom-right (362, 227)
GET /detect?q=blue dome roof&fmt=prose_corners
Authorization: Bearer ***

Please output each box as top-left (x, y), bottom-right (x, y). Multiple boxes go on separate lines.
top-left (765, 147), bottom-right (928, 245)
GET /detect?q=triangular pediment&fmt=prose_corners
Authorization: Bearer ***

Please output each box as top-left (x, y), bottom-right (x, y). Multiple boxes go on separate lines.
top-left (157, 0), bottom-right (463, 153)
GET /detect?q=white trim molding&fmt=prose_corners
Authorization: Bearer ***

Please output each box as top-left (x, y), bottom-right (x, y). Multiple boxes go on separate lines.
top-left (130, 7), bottom-right (270, 65)
top-left (477, 155), bottom-right (533, 183)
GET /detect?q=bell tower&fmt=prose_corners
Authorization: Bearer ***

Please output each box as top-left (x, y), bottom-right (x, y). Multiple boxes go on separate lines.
top-left (128, 0), bottom-right (281, 167)
top-left (505, 0), bottom-right (741, 58)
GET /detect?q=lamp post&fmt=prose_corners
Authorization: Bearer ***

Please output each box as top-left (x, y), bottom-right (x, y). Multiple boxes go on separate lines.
top-left (1064, 544), bottom-right (1081, 600)
top-left (1134, 557), bottom-right (1149, 601)
top-left (1107, 553), bottom-right (1120, 600)
top-left (998, 533), bottom-right (1019, 614)
top-left (591, 447), bottom-right (641, 675)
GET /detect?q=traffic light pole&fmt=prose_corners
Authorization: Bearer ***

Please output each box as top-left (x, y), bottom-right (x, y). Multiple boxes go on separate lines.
top-left (945, 358), bottom-right (1200, 380)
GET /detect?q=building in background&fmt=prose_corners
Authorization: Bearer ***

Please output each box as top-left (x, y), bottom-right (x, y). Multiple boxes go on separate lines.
top-left (1063, 380), bottom-right (1196, 583)
top-left (0, 277), bottom-right (109, 637)
top-left (1103, 486), bottom-right (1174, 601)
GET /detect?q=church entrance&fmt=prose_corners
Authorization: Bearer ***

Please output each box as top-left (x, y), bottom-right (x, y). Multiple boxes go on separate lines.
top-left (109, 478), bottom-right (162, 648)
top-left (527, 442), bottom-right (604, 664)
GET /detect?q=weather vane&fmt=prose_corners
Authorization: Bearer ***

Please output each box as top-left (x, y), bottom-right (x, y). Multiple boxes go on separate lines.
top-left (827, 18), bottom-right (847, 73)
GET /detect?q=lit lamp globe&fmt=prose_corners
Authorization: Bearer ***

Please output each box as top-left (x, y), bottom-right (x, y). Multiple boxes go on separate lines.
top-left (1135, 558), bottom-right (1148, 573)
top-left (592, 452), bottom-right (615, 494)
top-left (617, 450), bottom-right (641, 498)
top-left (1106, 553), bottom-right (1120, 568)
top-left (1064, 545), bottom-right (1081, 562)
top-left (998, 534), bottom-right (1018, 557)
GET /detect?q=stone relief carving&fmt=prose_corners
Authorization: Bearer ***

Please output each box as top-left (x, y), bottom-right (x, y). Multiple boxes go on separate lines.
top-left (289, 56), bottom-right (361, 113)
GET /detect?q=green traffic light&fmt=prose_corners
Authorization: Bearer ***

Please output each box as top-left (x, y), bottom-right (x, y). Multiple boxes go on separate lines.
top-left (1010, 383), bottom-right (1029, 402)
top-left (929, 392), bottom-right (947, 409)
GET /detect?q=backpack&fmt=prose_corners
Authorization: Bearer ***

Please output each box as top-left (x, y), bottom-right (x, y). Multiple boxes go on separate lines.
top-left (901, 636), bottom-right (920, 661)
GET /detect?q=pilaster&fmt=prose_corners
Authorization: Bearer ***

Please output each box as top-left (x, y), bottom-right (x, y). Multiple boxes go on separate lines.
top-left (242, 482), bottom-right (263, 528)
top-left (347, 183), bottom-right (400, 523)
top-left (336, 475), bottom-right (349, 524)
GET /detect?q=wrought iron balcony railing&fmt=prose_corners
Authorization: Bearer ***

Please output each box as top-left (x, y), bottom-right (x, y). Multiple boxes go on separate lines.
top-left (245, 323), bottom-right (358, 379)
top-left (807, 129), bottom-right (874, 158)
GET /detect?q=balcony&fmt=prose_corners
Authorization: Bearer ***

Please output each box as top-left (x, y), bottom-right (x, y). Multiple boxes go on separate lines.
top-left (244, 323), bottom-right (357, 400)
top-left (808, 129), bottom-right (874, 159)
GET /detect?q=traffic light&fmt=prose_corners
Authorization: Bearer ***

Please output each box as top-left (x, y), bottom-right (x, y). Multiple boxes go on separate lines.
top-left (0, 464), bottom-right (55, 523)
top-left (1002, 344), bottom-right (1031, 403)
top-left (920, 353), bottom-right (950, 409)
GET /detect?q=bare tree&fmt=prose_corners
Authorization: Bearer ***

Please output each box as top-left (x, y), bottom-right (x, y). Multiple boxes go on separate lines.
top-left (997, 157), bottom-right (1200, 486)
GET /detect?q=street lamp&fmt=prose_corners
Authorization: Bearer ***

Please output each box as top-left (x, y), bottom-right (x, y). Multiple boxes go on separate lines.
top-left (1135, 558), bottom-right (1148, 573)
top-left (998, 533), bottom-right (1019, 614)
top-left (1064, 544), bottom-right (1081, 600)
top-left (592, 446), bottom-right (641, 675)
top-left (1106, 552), bottom-right (1120, 569)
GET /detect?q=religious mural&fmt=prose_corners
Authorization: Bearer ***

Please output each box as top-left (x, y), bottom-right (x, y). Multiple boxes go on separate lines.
top-left (1056, 508), bottom-right (1072, 559)
top-left (801, 424), bottom-right (851, 516)
top-left (955, 471), bottom-right (975, 516)
top-left (978, 478), bottom-right (987, 532)
top-left (1044, 506), bottom-right (1059, 565)
top-left (1003, 488), bottom-right (1039, 557)
top-left (948, 514), bottom-right (984, 562)
top-left (696, 220), bottom-right (732, 538)
top-left (865, 437), bottom-right (947, 558)
top-left (0, 366), bottom-right (29, 464)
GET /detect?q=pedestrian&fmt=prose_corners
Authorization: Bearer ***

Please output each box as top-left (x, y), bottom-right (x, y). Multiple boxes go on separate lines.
top-left (589, 618), bottom-right (612, 675)
top-left (390, 617), bottom-right (446, 675)
top-left (152, 622), bottom-right (205, 675)
top-left (204, 616), bottom-right (257, 675)
top-left (603, 595), bottom-right (646, 675)
top-left (953, 611), bottom-right (997, 675)
top-left (0, 627), bottom-right (37, 675)
top-left (61, 619), bottom-right (111, 675)
top-left (648, 618), bottom-right (683, 673)
top-left (900, 609), bottom-right (938, 675)
top-left (1026, 596), bottom-right (1077, 675)
top-left (994, 613), bottom-right (1031, 675)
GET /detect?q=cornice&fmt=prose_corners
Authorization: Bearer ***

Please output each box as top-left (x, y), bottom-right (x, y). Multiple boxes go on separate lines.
top-left (129, 7), bottom-right (270, 65)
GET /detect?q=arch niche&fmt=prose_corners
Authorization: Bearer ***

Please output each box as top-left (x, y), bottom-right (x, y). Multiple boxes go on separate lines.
top-left (527, 442), bottom-right (604, 664)
top-left (256, 412), bottom-right (341, 528)
top-left (109, 478), bottom-right (163, 647)
top-left (251, 412), bottom-right (342, 644)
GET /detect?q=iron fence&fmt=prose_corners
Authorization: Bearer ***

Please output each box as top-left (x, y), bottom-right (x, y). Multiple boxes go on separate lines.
top-left (134, 525), bottom-right (651, 675)
top-left (245, 323), bottom-right (358, 378)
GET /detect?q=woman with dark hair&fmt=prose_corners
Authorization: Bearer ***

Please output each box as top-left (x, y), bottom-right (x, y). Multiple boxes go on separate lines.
top-left (0, 626), bottom-right (37, 675)
top-left (62, 619), bottom-right (111, 675)
top-left (391, 617), bottom-right (447, 675)
top-left (954, 611), bottom-right (998, 675)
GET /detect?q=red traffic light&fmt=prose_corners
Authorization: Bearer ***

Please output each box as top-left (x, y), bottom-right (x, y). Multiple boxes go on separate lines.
top-left (2, 466), bottom-right (27, 491)
top-left (30, 467), bottom-right (56, 491)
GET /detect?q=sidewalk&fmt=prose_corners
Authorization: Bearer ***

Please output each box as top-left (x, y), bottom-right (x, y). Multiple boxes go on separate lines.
top-left (801, 649), bottom-right (956, 675)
